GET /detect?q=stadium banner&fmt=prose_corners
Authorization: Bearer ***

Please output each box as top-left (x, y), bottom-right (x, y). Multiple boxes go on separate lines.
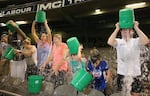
top-left (0, 0), bottom-right (88, 17)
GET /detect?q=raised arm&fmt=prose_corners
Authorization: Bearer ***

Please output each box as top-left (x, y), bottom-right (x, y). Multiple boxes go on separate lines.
top-left (8, 20), bottom-right (27, 40)
top-left (31, 21), bottom-right (40, 44)
top-left (77, 44), bottom-right (83, 60)
top-left (107, 22), bottom-right (120, 47)
top-left (134, 21), bottom-right (149, 46)
top-left (44, 20), bottom-right (52, 45)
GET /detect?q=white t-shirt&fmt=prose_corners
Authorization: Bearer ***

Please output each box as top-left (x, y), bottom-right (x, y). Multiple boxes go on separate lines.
top-left (116, 38), bottom-right (141, 76)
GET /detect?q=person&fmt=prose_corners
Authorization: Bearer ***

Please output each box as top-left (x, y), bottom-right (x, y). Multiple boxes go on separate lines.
top-left (87, 48), bottom-right (110, 93)
top-left (68, 44), bottom-right (85, 76)
top-left (17, 38), bottom-right (38, 78)
top-left (6, 20), bottom-right (28, 81)
top-left (107, 21), bottom-right (149, 96)
top-left (42, 34), bottom-right (68, 88)
top-left (0, 34), bottom-right (10, 76)
top-left (31, 20), bottom-right (52, 69)
top-left (7, 20), bottom-right (27, 48)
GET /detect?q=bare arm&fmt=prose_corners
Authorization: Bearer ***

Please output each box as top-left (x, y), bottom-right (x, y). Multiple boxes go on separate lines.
top-left (107, 22), bottom-right (120, 47)
top-left (134, 21), bottom-right (149, 46)
top-left (22, 46), bottom-right (36, 57)
top-left (44, 20), bottom-right (52, 45)
top-left (105, 69), bottom-right (111, 82)
top-left (77, 45), bottom-right (82, 58)
top-left (8, 20), bottom-right (27, 40)
top-left (76, 44), bottom-right (83, 62)
top-left (31, 21), bottom-right (40, 44)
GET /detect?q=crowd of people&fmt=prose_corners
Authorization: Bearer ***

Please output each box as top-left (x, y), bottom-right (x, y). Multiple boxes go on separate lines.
top-left (0, 15), bottom-right (149, 96)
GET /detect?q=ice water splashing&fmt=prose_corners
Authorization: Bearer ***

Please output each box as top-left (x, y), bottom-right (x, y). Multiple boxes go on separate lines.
top-left (140, 45), bottom-right (150, 96)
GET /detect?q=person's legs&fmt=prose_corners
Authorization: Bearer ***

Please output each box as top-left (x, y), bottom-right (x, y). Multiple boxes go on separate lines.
top-left (117, 74), bottom-right (124, 91)
top-left (17, 60), bottom-right (26, 81)
top-left (3, 61), bottom-right (10, 75)
top-left (0, 62), bottom-right (4, 76)
top-left (131, 93), bottom-right (141, 96)
top-left (131, 77), bottom-right (142, 96)
top-left (10, 61), bottom-right (17, 78)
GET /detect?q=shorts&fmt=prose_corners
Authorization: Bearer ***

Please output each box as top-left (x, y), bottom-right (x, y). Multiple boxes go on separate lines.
top-left (49, 70), bottom-right (67, 89)
top-left (117, 74), bottom-right (142, 93)
top-left (26, 64), bottom-right (39, 79)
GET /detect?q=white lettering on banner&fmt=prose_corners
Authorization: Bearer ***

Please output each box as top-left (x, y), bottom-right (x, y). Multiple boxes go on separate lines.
top-left (0, 7), bottom-right (32, 17)
top-left (37, 0), bottom-right (62, 11)
top-left (0, 0), bottom-right (88, 17)
top-left (74, 0), bottom-right (83, 3)
top-left (37, 0), bottom-right (87, 11)
top-left (52, 1), bottom-right (62, 9)
top-left (68, 0), bottom-right (73, 4)
top-left (38, 3), bottom-right (52, 10)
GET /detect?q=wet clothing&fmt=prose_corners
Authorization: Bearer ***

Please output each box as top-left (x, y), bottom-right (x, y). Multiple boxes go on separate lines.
top-left (115, 38), bottom-right (141, 76)
top-left (48, 70), bottom-right (67, 89)
top-left (117, 74), bottom-right (142, 93)
top-left (24, 46), bottom-right (38, 78)
top-left (10, 59), bottom-right (26, 80)
top-left (115, 38), bottom-right (142, 93)
top-left (52, 43), bottom-right (68, 71)
top-left (48, 43), bottom-right (68, 88)
top-left (37, 41), bottom-right (51, 68)
top-left (69, 59), bottom-right (85, 75)
top-left (24, 45), bottom-right (37, 66)
top-left (87, 60), bottom-right (109, 91)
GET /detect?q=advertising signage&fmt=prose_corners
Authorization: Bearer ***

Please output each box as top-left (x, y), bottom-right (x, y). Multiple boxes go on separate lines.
top-left (0, 0), bottom-right (88, 17)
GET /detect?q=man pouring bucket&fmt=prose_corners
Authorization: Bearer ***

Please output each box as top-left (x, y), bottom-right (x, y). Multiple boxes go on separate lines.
top-left (107, 8), bottom-right (149, 96)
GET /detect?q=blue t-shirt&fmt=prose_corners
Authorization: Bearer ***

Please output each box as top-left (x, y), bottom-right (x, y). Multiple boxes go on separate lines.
top-left (70, 60), bottom-right (85, 75)
top-left (87, 60), bottom-right (108, 91)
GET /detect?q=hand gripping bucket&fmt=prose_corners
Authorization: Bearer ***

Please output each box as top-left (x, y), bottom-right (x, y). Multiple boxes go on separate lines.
top-left (35, 11), bottom-right (46, 23)
top-left (3, 47), bottom-right (15, 60)
top-left (67, 37), bottom-right (80, 55)
top-left (119, 8), bottom-right (135, 28)
top-left (6, 21), bottom-right (19, 32)
top-left (71, 69), bottom-right (93, 91)
top-left (28, 75), bottom-right (43, 94)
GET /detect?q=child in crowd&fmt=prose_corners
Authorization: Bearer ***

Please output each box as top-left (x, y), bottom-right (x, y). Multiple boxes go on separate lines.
top-left (68, 45), bottom-right (85, 76)
top-left (87, 48), bottom-right (110, 93)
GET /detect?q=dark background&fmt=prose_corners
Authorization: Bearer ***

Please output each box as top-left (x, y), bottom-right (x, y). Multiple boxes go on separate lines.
top-left (0, 0), bottom-right (150, 47)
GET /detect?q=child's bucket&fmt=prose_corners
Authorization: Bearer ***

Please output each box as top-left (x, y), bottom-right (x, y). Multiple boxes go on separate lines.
top-left (67, 37), bottom-right (80, 55)
top-left (71, 69), bottom-right (93, 91)
top-left (28, 75), bottom-right (43, 94)
top-left (35, 11), bottom-right (46, 23)
top-left (119, 8), bottom-right (135, 29)
top-left (3, 47), bottom-right (15, 60)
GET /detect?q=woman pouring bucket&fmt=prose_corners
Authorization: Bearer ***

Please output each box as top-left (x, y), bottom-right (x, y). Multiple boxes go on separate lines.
top-left (32, 11), bottom-right (52, 70)
top-left (66, 37), bottom-right (103, 95)
top-left (67, 37), bottom-right (92, 92)
top-left (26, 10), bottom-right (52, 94)
top-left (4, 20), bottom-right (28, 81)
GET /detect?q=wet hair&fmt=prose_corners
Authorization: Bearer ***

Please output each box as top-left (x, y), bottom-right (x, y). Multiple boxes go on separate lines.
top-left (1, 34), bottom-right (8, 42)
top-left (1, 34), bottom-right (8, 39)
top-left (90, 48), bottom-right (101, 64)
top-left (23, 37), bottom-right (31, 45)
top-left (53, 34), bottom-right (62, 39)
